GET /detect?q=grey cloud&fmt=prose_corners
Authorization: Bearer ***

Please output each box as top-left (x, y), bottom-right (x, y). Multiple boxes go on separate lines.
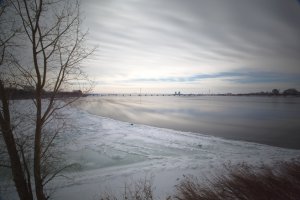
top-left (129, 71), bottom-right (300, 85)
top-left (82, 0), bottom-right (300, 88)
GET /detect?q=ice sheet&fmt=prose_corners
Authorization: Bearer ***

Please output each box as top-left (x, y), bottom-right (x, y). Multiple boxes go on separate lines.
top-left (53, 106), bottom-right (300, 200)
top-left (1, 103), bottom-right (299, 200)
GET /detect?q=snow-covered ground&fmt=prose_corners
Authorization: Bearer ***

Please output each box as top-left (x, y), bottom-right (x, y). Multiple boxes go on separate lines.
top-left (2, 104), bottom-right (300, 200)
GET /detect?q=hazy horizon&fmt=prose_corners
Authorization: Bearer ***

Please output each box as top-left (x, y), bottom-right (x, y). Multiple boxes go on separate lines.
top-left (86, 87), bottom-right (299, 95)
top-left (79, 0), bottom-right (300, 93)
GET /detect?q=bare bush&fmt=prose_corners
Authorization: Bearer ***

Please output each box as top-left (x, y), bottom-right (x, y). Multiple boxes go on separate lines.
top-left (174, 160), bottom-right (300, 200)
top-left (96, 161), bottom-right (300, 200)
top-left (99, 177), bottom-right (154, 200)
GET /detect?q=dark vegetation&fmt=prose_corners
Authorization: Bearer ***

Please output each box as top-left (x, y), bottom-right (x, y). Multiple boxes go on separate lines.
top-left (213, 88), bottom-right (300, 96)
top-left (1, 87), bottom-right (85, 100)
top-left (240, 88), bottom-right (300, 96)
top-left (175, 160), bottom-right (300, 200)
top-left (100, 160), bottom-right (300, 200)
top-left (100, 178), bottom-right (155, 200)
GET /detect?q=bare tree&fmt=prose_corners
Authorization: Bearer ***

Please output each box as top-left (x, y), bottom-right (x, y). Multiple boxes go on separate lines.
top-left (0, 0), bottom-right (93, 200)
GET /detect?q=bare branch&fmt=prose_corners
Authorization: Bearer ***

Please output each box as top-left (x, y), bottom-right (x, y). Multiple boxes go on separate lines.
top-left (42, 164), bottom-right (71, 187)
top-left (0, 1), bottom-right (94, 199)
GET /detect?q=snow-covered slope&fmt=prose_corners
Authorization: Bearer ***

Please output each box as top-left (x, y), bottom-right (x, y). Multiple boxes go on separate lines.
top-left (54, 106), bottom-right (300, 200)
top-left (2, 104), bottom-right (300, 200)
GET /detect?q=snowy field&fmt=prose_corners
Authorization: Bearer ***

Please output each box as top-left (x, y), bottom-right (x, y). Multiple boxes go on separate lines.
top-left (1, 103), bottom-right (300, 200)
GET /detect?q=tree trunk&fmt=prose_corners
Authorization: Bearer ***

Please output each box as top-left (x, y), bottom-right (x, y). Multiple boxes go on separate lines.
top-left (34, 88), bottom-right (47, 200)
top-left (0, 81), bottom-right (33, 200)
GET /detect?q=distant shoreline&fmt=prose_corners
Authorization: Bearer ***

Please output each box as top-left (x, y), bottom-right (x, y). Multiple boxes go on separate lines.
top-left (75, 95), bottom-right (300, 149)
top-left (88, 88), bottom-right (300, 97)
top-left (2, 87), bottom-right (299, 99)
top-left (87, 93), bottom-right (300, 97)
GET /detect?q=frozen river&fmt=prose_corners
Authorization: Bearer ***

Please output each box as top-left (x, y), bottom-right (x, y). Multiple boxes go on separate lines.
top-left (75, 96), bottom-right (300, 149)
top-left (2, 100), bottom-right (300, 200)
top-left (53, 106), bottom-right (299, 200)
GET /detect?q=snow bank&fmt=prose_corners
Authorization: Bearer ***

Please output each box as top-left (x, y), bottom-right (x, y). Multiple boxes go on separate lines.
top-left (53, 106), bottom-right (300, 200)
top-left (1, 104), bottom-right (299, 200)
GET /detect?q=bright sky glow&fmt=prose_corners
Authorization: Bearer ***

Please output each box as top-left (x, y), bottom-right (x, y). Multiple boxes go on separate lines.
top-left (81, 0), bottom-right (300, 93)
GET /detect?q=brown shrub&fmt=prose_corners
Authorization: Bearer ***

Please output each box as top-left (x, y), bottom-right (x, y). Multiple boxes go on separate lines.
top-left (174, 160), bottom-right (300, 200)
top-left (98, 161), bottom-right (300, 200)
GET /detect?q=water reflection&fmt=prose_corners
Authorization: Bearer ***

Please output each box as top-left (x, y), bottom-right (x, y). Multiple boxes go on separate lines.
top-left (75, 96), bottom-right (300, 149)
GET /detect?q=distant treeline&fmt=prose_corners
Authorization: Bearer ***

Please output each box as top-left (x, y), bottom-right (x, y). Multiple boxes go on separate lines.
top-left (1, 87), bottom-right (85, 100)
top-left (235, 88), bottom-right (300, 96)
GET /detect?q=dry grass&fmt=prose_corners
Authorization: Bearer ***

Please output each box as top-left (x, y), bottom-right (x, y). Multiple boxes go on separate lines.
top-left (99, 177), bottom-right (154, 200)
top-left (174, 160), bottom-right (300, 200)
top-left (98, 161), bottom-right (300, 200)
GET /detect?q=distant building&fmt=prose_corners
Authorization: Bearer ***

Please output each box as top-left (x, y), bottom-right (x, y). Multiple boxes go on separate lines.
top-left (174, 91), bottom-right (181, 96)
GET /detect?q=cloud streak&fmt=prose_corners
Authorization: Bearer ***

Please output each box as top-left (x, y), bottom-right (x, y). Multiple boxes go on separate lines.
top-left (81, 0), bottom-right (300, 92)
top-left (129, 71), bottom-right (300, 84)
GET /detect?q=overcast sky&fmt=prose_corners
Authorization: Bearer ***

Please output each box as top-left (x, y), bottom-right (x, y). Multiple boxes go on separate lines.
top-left (80, 0), bottom-right (300, 93)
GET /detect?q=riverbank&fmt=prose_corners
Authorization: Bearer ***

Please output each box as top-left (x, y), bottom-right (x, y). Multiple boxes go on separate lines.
top-left (1, 103), bottom-right (299, 200)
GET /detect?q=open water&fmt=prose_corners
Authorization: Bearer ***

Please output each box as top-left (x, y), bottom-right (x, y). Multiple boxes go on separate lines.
top-left (75, 96), bottom-right (300, 149)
